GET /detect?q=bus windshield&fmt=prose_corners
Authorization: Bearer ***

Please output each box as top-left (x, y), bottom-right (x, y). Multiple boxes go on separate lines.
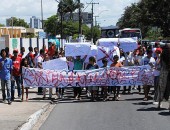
top-left (119, 29), bottom-right (142, 40)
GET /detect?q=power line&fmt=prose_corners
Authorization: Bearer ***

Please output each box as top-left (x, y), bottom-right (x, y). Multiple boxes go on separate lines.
top-left (82, 0), bottom-right (93, 12)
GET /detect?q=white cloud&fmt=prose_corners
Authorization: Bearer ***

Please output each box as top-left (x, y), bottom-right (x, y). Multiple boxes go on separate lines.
top-left (0, 0), bottom-right (139, 27)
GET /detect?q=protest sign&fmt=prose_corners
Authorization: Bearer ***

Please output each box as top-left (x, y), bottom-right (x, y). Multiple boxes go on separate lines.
top-left (65, 42), bottom-right (91, 56)
top-left (119, 38), bottom-right (137, 52)
top-left (42, 57), bottom-right (68, 70)
top-left (97, 46), bottom-right (120, 67)
top-left (97, 38), bottom-right (118, 47)
top-left (23, 65), bottom-right (154, 88)
top-left (85, 45), bottom-right (98, 63)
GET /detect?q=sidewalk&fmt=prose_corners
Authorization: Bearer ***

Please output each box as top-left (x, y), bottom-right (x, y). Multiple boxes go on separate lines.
top-left (0, 88), bottom-right (52, 130)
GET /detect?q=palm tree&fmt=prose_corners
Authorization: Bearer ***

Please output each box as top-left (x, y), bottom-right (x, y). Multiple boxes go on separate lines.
top-left (57, 0), bottom-right (84, 20)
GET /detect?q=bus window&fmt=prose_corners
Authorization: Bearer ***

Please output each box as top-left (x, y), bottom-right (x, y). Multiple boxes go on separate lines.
top-left (119, 28), bottom-right (142, 40)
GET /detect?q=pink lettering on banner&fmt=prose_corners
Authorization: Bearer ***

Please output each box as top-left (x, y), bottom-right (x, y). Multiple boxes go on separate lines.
top-left (22, 65), bottom-right (154, 88)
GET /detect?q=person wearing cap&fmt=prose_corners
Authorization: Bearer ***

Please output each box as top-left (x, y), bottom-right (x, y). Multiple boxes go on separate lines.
top-left (0, 49), bottom-right (13, 104)
top-left (11, 49), bottom-right (22, 101)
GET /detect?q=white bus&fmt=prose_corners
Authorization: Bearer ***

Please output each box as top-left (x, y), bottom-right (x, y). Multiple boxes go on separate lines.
top-left (119, 28), bottom-right (142, 41)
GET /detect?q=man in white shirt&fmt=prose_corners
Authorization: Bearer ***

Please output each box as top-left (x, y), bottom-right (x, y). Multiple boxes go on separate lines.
top-left (35, 49), bottom-right (45, 94)
top-left (140, 49), bottom-right (155, 101)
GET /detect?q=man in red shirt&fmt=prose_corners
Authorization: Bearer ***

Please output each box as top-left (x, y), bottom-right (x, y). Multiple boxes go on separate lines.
top-left (11, 49), bottom-right (22, 101)
top-left (18, 47), bottom-right (25, 58)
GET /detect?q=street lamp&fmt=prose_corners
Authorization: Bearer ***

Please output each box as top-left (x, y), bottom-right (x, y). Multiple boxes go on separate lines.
top-left (97, 10), bottom-right (109, 16)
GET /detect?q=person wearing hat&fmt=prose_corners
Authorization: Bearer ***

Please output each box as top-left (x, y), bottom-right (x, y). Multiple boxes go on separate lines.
top-left (11, 49), bottom-right (22, 101)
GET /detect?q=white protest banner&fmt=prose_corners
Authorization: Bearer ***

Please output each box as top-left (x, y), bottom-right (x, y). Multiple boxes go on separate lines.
top-left (97, 46), bottom-right (120, 67)
top-left (89, 45), bottom-right (98, 56)
top-left (42, 57), bottom-right (68, 70)
top-left (119, 38), bottom-right (138, 52)
top-left (97, 38), bottom-right (118, 47)
top-left (65, 42), bottom-right (91, 56)
top-left (23, 65), bottom-right (154, 88)
top-left (85, 45), bottom-right (98, 63)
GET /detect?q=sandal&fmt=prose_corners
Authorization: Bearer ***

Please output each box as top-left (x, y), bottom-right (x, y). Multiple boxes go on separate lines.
top-left (143, 97), bottom-right (148, 101)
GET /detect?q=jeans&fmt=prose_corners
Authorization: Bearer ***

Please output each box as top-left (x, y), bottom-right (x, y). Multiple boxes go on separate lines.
top-left (1, 79), bottom-right (11, 101)
top-left (11, 76), bottom-right (21, 99)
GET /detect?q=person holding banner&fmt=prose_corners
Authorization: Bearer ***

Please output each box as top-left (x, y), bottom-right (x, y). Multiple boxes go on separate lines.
top-left (86, 56), bottom-right (99, 101)
top-left (35, 49), bottom-right (45, 94)
top-left (110, 55), bottom-right (123, 101)
top-left (43, 53), bottom-right (53, 99)
top-left (101, 59), bottom-right (108, 101)
top-left (73, 55), bottom-right (87, 100)
top-left (140, 49), bottom-right (155, 101)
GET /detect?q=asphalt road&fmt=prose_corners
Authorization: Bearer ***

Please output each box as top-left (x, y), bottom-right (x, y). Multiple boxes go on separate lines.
top-left (40, 89), bottom-right (170, 130)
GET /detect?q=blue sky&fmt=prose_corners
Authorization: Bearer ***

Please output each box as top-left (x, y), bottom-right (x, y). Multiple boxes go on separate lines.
top-left (0, 0), bottom-right (139, 27)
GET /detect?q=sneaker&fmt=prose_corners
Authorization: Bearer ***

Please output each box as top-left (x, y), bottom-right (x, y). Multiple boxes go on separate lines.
top-left (55, 95), bottom-right (59, 100)
top-left (8, 101), bottom-right (12, 105)
top-left (153, 101), bottom-right (158, 105)
top-left (87, 92), bottom-right (91, 97)
top-left (157, 103), bottom-right (162, 108)
top-left (3, 100), bottom-right (7, 104)
top-left (75, 96), bottom-right (78, 100)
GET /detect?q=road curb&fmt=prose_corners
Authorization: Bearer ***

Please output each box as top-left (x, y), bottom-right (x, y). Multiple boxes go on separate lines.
top-left (18, 103), bottom-right (51, 130)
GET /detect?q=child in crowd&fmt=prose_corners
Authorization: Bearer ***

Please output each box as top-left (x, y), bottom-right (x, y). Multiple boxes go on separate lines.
top-left (21, 58), bottom-right (29, 101)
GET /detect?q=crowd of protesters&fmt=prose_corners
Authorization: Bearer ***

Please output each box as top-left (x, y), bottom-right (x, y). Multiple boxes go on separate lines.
top-left (0, 41), bottom-right (169, 111)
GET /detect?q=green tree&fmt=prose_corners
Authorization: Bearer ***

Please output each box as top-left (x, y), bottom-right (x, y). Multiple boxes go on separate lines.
top-left (8, 17), bottom-right (29, 28)
top-left (85, 26), bottom-right (101, 43)
top-left (116, 0), bottom-right (170, 38)
top-left (0, 23), bottom-right (5, 27)
top-left (44, 14), bottom-right (94, 40)
top-left (57, 0), bottom-right (84, 19)
top-left (44, 15), bottom-right (59, 36)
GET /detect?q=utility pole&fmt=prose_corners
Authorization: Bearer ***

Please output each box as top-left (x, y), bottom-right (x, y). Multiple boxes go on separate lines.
top-left (87, 2), bottom-right (99, 43)
top-left (41, 0), bottom-right (44, 29)
top-left (78, 0), bottom-right (82, 36)
top-left (94, 16), bottom-right (99, 26)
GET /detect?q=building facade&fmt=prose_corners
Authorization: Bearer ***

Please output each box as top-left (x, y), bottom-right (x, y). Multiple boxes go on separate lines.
top-left (30, 16), bottom-right (42, 29)
top-left (63, 12), bottom-right (92, 25)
